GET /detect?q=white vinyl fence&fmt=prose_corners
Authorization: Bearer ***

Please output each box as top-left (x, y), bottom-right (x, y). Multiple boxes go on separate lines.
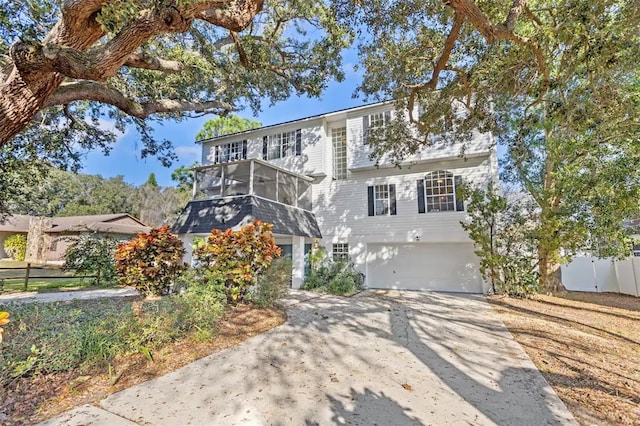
top-left (561, 257), bottom-right (640, 296)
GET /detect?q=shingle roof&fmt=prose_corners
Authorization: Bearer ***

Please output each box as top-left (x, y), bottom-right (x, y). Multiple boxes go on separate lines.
top-left (171, 195), bottom-right (322, 238)
top-left (0, 214), bottom-right (149, 234)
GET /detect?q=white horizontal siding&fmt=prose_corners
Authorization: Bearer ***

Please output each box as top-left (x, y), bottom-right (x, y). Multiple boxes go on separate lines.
top-left (312, 156), bottom-right (494, 273)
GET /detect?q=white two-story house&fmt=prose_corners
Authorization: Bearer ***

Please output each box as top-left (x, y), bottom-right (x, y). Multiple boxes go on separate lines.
top-left (172, 101), bottom-right (498, 293)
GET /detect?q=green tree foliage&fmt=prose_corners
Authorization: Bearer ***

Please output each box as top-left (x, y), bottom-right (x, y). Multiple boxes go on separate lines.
top-left (3, 234), bottom-right (27, 261)
top-left (4, 167), bottom-right (188, 226)
top-left (194, 221), bottom-right (281, 303)
top-left (145, 173), bottom-right (158, 188)
top-left (340, 1), bottom-right (640, 290)
top-left (115, 226), bottom-right (185, 297)
top-left (461, 183), bottom-right (538, 296)
top-left (63, 234), bottom-right (120, 286)
top-left (0, 0), bottom-right (350, 164)
top-left (196, 115), bottom-right (262, 141)
top-left (171, 164), bottom-right (197, 193)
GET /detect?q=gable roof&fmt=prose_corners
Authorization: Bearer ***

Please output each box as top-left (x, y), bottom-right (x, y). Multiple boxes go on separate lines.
top-left (172, 195), bottom-right (322, 238)
top-left (0, 214), bottom-right (149, 234)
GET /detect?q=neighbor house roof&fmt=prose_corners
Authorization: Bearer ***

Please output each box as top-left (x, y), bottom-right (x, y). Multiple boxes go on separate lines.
top-left (0, 215), bottom-right (32, 233)
top-left (0, 214), bottom-right (150, 234)
top-left (172, 195), bottom-right (322, 238)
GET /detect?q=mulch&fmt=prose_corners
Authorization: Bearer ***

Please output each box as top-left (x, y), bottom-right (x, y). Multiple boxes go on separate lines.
top-left (489, 292), bottom-right (640, 425)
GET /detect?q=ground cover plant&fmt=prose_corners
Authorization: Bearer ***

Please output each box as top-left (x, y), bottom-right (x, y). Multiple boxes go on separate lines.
top-left (0, 297), bottom-right (284, 425)
top-left (489, 292), bottom-right (640, 425)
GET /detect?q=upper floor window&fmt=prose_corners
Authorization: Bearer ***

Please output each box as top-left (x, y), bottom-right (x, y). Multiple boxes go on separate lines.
top-left (363, 110), bottom-right (391, 144)
top-left (214, 140), bottom-right (247, 164)
top-left (417, 171), bottom-right (464, 213)
top-left (263, 129), bottom-right (302, 160)
top-left (332, 127), bottom-right (347, 180)
top-left (367, 184), bottom-right (397, 216)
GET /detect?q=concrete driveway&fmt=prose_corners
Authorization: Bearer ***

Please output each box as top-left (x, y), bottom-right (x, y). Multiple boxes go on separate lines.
top-left (40, 291), bottom-right (576, 425)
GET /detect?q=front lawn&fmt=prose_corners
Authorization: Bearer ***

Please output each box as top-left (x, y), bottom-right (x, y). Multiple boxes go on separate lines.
top-left (0, 263), bottom-right (115, 293)
top-left (489, 292), bottom-right (640, 425)
top-left (0, 296), bottom-right (285, 424)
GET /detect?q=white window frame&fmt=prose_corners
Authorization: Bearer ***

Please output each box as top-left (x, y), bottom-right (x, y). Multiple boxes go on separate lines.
top-left (364, 111), bottom-right (391, 145)
top-left (332, 243), bottom-right (349, 261)
top-left (215, 141), bottom-right (245, 164)
top-left (374, 184), bottom-right (391, 216)
top-left (266, 130), bottom-right (297, 160)
top-left (332, 127), bottom-right (347, 180)
top-left (424, 170), bottom-right (456, 212)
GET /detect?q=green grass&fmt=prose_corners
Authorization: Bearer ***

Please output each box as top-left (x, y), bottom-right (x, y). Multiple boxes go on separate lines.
top-left (0, 277), bottom-right (109, 293)
top-left (0, 263), bottom-right (117, 293)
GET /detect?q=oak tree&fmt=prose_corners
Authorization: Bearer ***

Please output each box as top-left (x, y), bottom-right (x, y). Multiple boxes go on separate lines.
top-left (340, 0), bottom-right (640, 290)
top-left (0, 0), bottom-right (349, 162)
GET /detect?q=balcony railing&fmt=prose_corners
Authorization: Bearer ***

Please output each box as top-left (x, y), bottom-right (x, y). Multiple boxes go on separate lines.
top-left (193, 159), bottom-right (313, 210)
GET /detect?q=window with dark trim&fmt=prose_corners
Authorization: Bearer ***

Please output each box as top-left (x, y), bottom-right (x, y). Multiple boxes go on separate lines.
top-left (213, 140), bottom-right (247, 164)
top-left (367, 184), bottom-right (397, 216)
top-left (332, 243), bottom-right (349, 261)
top-left (262, 129), bottom-right (302, 160)
top-left (417, 171), bottom-right (464, 213)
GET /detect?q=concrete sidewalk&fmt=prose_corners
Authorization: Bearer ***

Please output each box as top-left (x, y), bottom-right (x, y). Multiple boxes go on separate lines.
top-left (39, 291), bottom-right (576, 425)
top-left (0, 288), bottom-right (138, 305)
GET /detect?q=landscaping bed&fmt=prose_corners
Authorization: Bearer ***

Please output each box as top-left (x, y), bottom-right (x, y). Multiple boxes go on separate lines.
top-left (488, 292), bottom-right (640, 425)
top-left (0, 296), bottom-right (285, 425)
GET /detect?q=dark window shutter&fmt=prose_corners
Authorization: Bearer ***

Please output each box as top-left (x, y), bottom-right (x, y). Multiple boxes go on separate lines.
top-left (367, 186), bottom-right (375, 216)
top-left (242, 140), bottom-right (248, 159)
top-left (214, 146), bottom-right (219, 164)
top-left (295, 129), bottom-right (302, 155)
top-left (362, 115), bottom-right (369, 144)
top-left (389, 184), bottom-right (397, 215)
top-left (454, 175), bottom-right (464, 211)
top-left (384, 110), bottom-right (391, 124)
top-left (417, 179), bottom-right (426, 214)
top-left (262, 136), bottom-right (268, 160)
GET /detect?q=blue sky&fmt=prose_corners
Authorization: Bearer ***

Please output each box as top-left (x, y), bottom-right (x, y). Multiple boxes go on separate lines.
top-left (80, 51), bottom-right (366, 187)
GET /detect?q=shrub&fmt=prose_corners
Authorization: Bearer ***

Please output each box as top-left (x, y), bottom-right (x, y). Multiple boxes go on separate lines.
top-left (4, 234), bottom-right (26, 261)
top-left (194, 221), bottom-right (281, 303)
top-left (64, 234), bottom-right (119, 286)
top-left (115, 226), bottom-right (185, 297)
top-left (302, 260), bottom-right (364, 296)
top-left (249, 257), bottom-right (292, 308)
top-left (0, 285), bottom-right (226, 385)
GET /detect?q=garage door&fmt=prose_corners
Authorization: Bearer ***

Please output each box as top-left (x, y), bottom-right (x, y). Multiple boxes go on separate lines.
top-left (366, 243), bottom-right (483, 293)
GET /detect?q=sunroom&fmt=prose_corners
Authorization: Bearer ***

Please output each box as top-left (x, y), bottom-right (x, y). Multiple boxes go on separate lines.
top-left (172, 159), bottom-right (321, 288)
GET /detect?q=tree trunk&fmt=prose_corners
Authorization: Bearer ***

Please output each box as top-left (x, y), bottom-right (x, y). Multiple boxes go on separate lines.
top-left (538, 247), bottom-right (564, 293)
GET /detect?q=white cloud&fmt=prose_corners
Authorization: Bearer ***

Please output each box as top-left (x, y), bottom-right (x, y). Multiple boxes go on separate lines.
top-left (96, 118), bottom-right (128, 143)
top-left (175, 145), bottom-right (201, 162)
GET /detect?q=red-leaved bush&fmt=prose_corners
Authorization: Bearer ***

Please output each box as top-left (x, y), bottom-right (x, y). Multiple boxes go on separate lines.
top-left (115, 226), bottom-right (184, 297)
top-left (194, 221), bottom-right (281, 303)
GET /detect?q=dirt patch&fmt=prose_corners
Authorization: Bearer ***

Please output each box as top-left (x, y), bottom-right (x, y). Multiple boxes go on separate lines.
top-left (1, 304), bottom-right (285, 425)
top-left (489, 292), bottom-right (640, 425)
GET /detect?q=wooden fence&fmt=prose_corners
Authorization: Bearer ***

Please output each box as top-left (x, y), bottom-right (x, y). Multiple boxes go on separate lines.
top-left (0, 263), bottom-right (98, 291)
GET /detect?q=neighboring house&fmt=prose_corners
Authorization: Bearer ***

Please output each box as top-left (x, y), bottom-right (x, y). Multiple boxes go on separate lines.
top-left (173, 101), bottom-right (498, 293)
top-left (0, 214), bottom-right (150, 263)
